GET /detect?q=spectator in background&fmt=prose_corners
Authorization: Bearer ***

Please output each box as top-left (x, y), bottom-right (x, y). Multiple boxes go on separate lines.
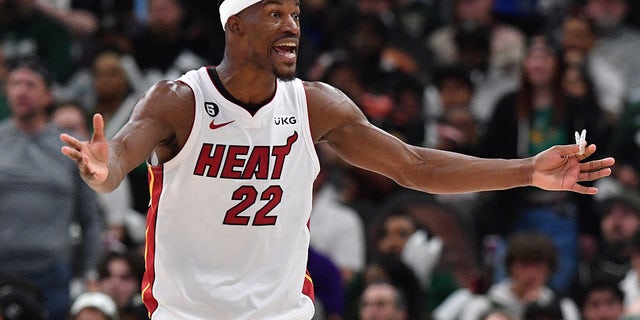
top-left (308, 14), bottom-right (418, 87)
top-left (93, 251), bottom-right (148, 320)
top-left (0, 0), bottom-right (75, 83)
top-left (50, 101), bottom-right (91, 139)
top-left (69, 291), bottom-right (118, 320)
top-left (127, 0), bottom-right (209, 90)
top-left (427, 0), bottom-right (525, 123)
top-left (561, 61), bottom-right (617, 148)
top-left (583, 0), bottom-right (640, 102)
top-left (69, 0), bottom-right (139, 63)
top-left (345, 250), bottom-right (426, 319)
top-left (0, 58), bottom-right (103, 320)
top-left (440, 231), bottom-right (580, 320)
top-left (576, 279), bottom-right (625, 320)
top-left (319, 60), bottom-right (365, 105)
top-left (359, 281), bottom-right (408, 320)
top-left (371, 209), bottom-right (443, 293)
top-left (424, 64), bottom-right (479, 154)
top-left (559, 11), bottom-right (626, 124)
top-left (330, 0), bottom-right (430, 81)
top-left (572, 192), bottom-right (640, 298)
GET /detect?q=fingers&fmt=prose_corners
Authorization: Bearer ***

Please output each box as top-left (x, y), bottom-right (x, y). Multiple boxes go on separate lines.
top-left (60, 132), bottom-right (83, 149)
top-left (571, 184), bottom-right (599, 195)
top-left (578, 167), bottom-right (612, 182)
top-left (91, 113), bottom-right (106, 143)
top-left (570, 156), bottom-right (615, 194)
top-left (580, 157), bottom-right (615, 173)
top-left (553, 144), bottom-right (596, 160)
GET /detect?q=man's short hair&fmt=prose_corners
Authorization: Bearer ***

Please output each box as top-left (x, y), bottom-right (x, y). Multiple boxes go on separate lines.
top-left (7, 58), bottom-right (53, 88)
top-left (505, 231), bottom-right (557, 272)
top-left (575, 278), bottom-right (624, 309)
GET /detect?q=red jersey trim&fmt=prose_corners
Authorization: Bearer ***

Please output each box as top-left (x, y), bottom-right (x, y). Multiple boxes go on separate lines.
top-left (303, 219), bottom-right (315, 301)
top-left (141, 165), bottom-right (163, 317)
top-left (303, 269), bottom-right (315, 302)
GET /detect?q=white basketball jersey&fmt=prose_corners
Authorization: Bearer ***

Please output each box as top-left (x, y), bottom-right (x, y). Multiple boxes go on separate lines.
top-left (142, 67), bottom-right (320, 320)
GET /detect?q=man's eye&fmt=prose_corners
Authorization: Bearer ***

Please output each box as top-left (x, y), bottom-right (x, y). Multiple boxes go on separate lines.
top-left (292, 13), bottom-right (300, 20)
top-left (271, 11), bottom-right (280, 18)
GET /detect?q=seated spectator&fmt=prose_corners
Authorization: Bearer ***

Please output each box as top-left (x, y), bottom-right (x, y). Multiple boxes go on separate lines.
top-left (346, 254), bottom-right (425, 320)
top-left (93, 251), bottom-right (148, 320)
top-left (426, 0), bottom-right (524, 123)
top-left (424, 65), bottom-right (478, 151)
top-left (572, 191), bottom-right (640, 295)
top-left (583, 0), bottom-right (640, 101)
top-left (559, 12), bottom-right (626, 122)
top-left (69, 291), bottom-right (119, 320)
top-left (359, 281), bottom-right (408, 320)
top-left (50, 100), bottom-right (91, 139)
top-left (575, 279), bottom-right (624, 320)
top-left (435, 231), bottom-right (580, 320)
top-left (371, 209), bottom-right (443, 292)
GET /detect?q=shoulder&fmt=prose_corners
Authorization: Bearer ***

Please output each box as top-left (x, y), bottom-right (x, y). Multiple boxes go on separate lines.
top-left (302, 80), bottom-right (368, 142)
top-left (134, 80), bottom-right (195, 119)
top-left (303, 81), bottom-right (344, 101)
top-left (0, 119), bottom-right (11, 133)
top-left (143, 80), bottom-right (194, 105)
top-left (302, 80), bottom-right (362, 117)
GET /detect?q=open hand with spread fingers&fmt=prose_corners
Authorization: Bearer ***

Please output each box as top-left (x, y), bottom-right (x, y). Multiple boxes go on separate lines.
top-left (60, 114), bottom-right (110, 187)
top-left (531, 143), bottom-right (615, 194)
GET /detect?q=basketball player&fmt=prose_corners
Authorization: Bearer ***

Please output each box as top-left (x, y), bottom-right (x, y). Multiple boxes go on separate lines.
top-left (60, 0), bottom-right (615, 319)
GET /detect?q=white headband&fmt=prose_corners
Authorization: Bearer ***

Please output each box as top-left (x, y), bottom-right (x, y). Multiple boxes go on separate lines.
top-left (219, 0), bottom-right (263, 31)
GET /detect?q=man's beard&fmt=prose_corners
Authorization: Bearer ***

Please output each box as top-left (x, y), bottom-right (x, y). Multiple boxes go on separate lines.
top-left (275, 68), bottom-right (297, 82)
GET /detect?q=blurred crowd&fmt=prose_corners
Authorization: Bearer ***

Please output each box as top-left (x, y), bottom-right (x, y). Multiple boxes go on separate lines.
top-left (2, 0), bottom-right (640, 319)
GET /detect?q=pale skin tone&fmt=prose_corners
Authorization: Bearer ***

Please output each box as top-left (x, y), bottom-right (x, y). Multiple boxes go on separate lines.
top-left (61, 0), bottom-right (615, 197)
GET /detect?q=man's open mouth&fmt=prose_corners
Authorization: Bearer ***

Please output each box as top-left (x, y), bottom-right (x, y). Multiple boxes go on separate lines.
top-left (273, 42), bottom-right (297, 59)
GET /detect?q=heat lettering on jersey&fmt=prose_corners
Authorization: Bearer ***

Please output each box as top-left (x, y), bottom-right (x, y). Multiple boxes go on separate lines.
top-left (193, 131), bottom-right (299, 180)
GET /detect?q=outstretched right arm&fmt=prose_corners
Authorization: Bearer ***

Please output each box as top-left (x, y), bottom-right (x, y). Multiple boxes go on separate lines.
top-left (60, 80), bottom-right (194, 193)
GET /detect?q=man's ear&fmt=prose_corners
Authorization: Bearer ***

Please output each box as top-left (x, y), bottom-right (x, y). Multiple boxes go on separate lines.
top-left (227, 15), bottom-right (243, 34)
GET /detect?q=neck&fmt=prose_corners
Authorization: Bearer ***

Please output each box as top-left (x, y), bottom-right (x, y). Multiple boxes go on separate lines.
top-left (215, 61), bottom-right (278, 106)
top-left (532, 87), bottom-right (553, 109)
top-left (14, 113), bottom-right (48, 134)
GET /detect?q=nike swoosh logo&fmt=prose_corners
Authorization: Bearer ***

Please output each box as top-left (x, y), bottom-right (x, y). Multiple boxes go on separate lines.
top-left (210, 120), bottom-right (235, 130)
